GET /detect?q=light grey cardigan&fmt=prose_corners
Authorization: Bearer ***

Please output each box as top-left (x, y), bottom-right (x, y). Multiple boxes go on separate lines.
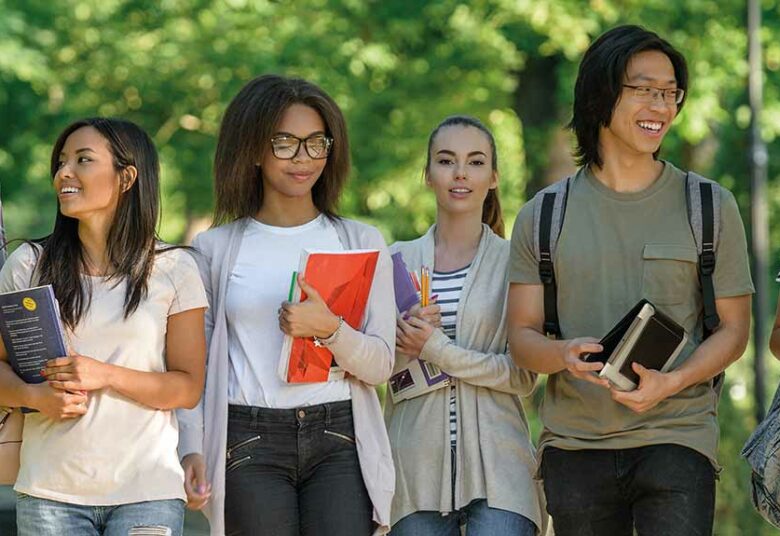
top-left (178, 217), bottom-right (396, 536)
top-left (386, 225), bottom-right (546, 533)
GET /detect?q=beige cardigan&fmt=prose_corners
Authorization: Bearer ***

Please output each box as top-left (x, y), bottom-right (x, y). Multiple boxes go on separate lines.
top-left (178, 217), bottom-right (396, 535)
top-left (386, 225), bottom-right (546, 533)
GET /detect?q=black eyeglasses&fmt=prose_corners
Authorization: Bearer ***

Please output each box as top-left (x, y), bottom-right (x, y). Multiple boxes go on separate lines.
top-left (622, 84), bottom-right (685, 105)
top-left (270, 134), bottom-right (333, 160)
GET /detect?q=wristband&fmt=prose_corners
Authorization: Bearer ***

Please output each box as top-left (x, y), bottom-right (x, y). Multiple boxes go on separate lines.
top-left (314, 316), bottom-right (344, 348)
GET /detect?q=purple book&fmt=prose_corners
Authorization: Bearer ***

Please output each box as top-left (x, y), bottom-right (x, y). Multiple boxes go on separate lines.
top-left (391, 252), bottom-right (420, 313)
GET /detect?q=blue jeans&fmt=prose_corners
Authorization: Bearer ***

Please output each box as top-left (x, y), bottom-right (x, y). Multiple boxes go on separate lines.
top-left (391, 499), bottom-right (537, 536)
top-left (16, 494), bottom-right (184, 536)
top-left (541, 444), bottom-right (715, 536)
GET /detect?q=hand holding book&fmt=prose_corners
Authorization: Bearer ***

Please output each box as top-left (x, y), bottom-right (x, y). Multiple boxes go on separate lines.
top-left (278, 249), bottom-right (379, 383)
top-left (278, 274), bottom-right (342, 340)
top-left (42, 354), bottom-right (112, 392)
top-left (561, 337), bottom-right (609, 389)
top-left (581, 299), bottom-right (688, 402)
top-left (396, 314), bottom-right (437, 358)
top-left (609, 362), bottom-right (681, 413)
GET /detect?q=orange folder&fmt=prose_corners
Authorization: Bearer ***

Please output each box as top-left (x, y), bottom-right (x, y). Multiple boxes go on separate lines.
top-left (279, 249), bottom-right (379, 383)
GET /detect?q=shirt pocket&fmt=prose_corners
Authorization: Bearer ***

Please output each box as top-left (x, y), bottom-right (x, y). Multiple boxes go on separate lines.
top-left (641, 244), bottom-right (699, 326)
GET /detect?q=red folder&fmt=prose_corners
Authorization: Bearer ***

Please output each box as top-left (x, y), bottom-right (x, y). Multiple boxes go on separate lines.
top-left (279, 249), bottom-right (379, 383)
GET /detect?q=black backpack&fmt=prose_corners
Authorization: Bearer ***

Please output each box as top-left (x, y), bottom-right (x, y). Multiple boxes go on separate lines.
top-left (531, 171), bottom-right (721, 340)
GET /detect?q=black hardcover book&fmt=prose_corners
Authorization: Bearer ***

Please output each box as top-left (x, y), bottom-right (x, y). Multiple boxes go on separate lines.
top-left (0, 285), bottom-right (67, 384)
top-left (584, 299), bottom-right (687, 391)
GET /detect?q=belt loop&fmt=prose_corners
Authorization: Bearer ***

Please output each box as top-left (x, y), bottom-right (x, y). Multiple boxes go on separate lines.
top-left (325, 402), bottom-right (331, 427)
top-left (250, 406), bottom-right (259, 423)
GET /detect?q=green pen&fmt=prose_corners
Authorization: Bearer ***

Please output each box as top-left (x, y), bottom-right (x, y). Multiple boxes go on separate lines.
top-left (288, 271), bottom-right (298, 302)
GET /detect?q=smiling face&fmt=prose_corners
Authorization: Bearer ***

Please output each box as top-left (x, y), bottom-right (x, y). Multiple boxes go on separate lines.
top-left (53, 126), bottom-right (131, 223)
top-left (599, 50), bottom-right (679, 162)
top-left (426, 125), bottom-right (497, 217)
top-left (259, 103), bottom-right (329, 204)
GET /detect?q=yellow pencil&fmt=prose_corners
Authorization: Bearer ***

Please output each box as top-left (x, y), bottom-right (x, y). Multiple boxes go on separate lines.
top-left (421, 267), bottom-right (429, 307)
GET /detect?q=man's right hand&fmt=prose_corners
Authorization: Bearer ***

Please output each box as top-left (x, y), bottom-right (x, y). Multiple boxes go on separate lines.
top-left (182, 453), bottom-right (211, 510)
top-left (561, 337), bottom-right (610, 388)
top-left (26, 382), bottom-right (88, 421)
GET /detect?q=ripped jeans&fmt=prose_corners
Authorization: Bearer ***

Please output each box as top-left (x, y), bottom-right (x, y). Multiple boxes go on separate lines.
top-left (16, 493), bottom-right (184, 536)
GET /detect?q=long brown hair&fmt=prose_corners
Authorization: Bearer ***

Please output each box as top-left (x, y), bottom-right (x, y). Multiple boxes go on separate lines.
top-left (213, 74), bottom-right (350, 224)
top-left (424, 115), bottom-right (504, 237)
top-left (33, 117), bottom-right (162, 328)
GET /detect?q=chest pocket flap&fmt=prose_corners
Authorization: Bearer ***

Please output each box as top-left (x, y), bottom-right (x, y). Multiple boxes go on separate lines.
top-left (643, 244), bottom-right (698, 263)
top-left (642, 244), bottom-right (699, 307)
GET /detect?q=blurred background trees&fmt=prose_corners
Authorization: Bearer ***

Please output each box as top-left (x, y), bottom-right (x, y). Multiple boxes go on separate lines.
top-left (3, 0), bottom-right (780, 533)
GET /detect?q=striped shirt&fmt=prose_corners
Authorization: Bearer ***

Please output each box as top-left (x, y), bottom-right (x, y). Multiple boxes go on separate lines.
top-left (431, 264), bottom-right (470, 448)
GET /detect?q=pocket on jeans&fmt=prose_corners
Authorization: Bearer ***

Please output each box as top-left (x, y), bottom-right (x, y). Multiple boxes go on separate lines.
top-left (226, 455), bottom-right (251, 474)
top-left (225, 433), bottom-right (261, 474)
top-left (226, 434), bottom-right (262, 460)
top-left (323, 429), bottom-right (356, 445)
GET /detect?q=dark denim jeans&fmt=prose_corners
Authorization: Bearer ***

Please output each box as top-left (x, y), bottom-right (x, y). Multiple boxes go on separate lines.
top-left (224, 400), bottom-right (373, 536)
top-left (541, 444), bottom-right (715, 536)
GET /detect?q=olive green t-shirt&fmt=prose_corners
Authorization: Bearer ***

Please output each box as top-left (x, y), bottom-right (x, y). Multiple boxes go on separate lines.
top-left (509, 162), bottom-right (754, 468)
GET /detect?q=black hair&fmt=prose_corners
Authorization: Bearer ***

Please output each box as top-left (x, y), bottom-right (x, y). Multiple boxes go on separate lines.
top-left (33, 117), bottom-right (162, 328)
top-left (569, 25), bottom-right (688, 168)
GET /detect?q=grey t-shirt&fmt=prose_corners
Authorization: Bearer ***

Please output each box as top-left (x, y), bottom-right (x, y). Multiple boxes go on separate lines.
top-left (509, 162), bottom-right (754, 467)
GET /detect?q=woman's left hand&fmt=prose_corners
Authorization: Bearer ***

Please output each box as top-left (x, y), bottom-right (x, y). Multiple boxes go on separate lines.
top-left (279, 275), bottom-right (340, 339)
top-left (396, 315), bottom-right (436, 358)
top-left (43, 355), bottom-right (113, 392)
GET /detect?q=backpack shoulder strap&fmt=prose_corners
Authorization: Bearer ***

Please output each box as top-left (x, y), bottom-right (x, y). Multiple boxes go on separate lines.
top-left (685, 171), bottom-right (722, 337)
top-left (532, 176), bottom-right (571, 339)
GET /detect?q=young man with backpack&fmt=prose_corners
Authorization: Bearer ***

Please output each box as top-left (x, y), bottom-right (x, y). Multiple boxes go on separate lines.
top-left (507, 25), bottom-right (753, 536)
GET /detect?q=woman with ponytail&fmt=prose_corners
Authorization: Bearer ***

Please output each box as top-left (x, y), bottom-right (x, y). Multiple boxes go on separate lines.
top-left (386, 116), bottom-right (545, 535)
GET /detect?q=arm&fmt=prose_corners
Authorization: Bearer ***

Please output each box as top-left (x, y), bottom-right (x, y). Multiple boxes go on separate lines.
top-left (326, 236), bottom-right (396, 385)
top-left (0, 244), bottom-right (87, 419)
top-left (505, 201), bottom-right (606, 385)
top-left (45, 306), bottom-right (207, 410)
top-left (611, 295), bottom-right (750, 413)
top-left (178, 242), bottom-right (213, 458)
top-left (418, 328), bottom-right (536, 396)
top-left (506, 282), bottom-right (607, 386)
top-left (178, 239), bottom-right (213, 510)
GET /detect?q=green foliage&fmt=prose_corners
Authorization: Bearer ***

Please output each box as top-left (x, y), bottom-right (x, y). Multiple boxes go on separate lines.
top-left (2, 1), bottom-right (780, 532)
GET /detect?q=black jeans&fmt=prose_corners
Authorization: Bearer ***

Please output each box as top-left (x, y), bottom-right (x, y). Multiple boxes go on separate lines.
top-left (541, 444), bottom-right (715, 536)
top-left (224, 401), bottom-right (374, 536)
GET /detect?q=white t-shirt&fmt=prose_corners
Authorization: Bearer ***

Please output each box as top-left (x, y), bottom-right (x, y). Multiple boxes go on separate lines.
top-left (226, 215), bottom-right (351, 408)
top-left (0, 244), bottom-right (208, 505)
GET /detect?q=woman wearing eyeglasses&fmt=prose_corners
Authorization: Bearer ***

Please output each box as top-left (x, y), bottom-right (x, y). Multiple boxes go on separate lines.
top-left (178, 74), bottom-right (395, 536)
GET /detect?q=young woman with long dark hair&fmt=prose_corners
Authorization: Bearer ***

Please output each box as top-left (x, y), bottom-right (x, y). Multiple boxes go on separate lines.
top-left (0, 117), bottom-right (208, 535)
top-left (387, 116), bottom-right (545, 535)
top-left (178, 74), bottom-right (395, 536)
